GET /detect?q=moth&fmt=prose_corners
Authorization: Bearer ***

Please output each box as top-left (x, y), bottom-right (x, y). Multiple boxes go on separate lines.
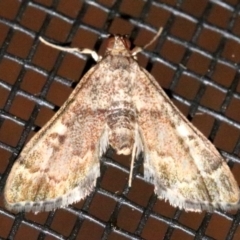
top-left (4, 29), bottom-right (240, 213)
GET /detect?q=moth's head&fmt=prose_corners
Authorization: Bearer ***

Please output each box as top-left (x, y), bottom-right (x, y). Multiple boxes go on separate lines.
top-left (105, 35), bottom-right (132, 57)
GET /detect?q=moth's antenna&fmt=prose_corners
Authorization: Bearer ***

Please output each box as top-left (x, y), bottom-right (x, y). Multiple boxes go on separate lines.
top-left (142, 27), bottom-right (163, 50)
top-left (39, 37), bottom-right (101, 62)
top-left (131, 27), bottom-right (163, 56)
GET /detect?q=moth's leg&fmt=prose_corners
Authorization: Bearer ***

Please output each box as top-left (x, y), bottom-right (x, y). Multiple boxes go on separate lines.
top-left (128, 141), bottom-right (137, 187)
top-left (39, 37), bottom-right (101, 62)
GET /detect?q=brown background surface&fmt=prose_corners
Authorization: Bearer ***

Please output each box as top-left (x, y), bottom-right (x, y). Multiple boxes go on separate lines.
top-left (0, 0), bottom-right (240, 239)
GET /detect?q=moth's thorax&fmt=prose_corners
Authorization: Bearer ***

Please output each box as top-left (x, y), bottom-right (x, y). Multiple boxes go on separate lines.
top-left (107, 101), bottom-right (136, 155)
top-left (105, 35), bottom-right (132, 57)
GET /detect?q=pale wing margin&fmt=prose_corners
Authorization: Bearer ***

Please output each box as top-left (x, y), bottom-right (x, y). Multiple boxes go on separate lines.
top-left (4, 63), bottom-right (109, 213)
top-left (134, 67), bottom-right (240, 212)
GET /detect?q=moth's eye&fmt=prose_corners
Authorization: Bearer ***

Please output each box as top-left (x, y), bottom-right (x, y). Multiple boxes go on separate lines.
top-left (106, 37), bottom-right (115, 50)
top-left (122, 38), bottom-right (131, 50)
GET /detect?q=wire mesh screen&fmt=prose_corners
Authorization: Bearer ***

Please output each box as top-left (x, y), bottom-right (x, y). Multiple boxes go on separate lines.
top-left (0, 0), bottom-right (240, 239)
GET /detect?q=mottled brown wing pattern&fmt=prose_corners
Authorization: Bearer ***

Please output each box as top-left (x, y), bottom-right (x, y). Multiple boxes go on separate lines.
top-left (4, 63), bottom-right (111, 213)
top-left (134, 67), bottom-right (240, 212)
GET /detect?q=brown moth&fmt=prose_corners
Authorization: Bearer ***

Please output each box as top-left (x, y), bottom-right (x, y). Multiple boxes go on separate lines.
top-left (4, 29), bottom-right (240, 213)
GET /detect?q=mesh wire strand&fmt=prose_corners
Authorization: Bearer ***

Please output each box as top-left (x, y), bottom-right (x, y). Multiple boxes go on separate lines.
top-left (0, 0), bottom-right (240, 239)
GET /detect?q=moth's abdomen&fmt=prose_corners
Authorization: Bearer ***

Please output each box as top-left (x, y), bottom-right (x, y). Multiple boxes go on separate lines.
top-left (107, 101), bottom-right (136, 155)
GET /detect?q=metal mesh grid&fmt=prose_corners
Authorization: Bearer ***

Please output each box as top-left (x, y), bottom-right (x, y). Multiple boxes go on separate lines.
top-left (0, 0), bottom-right (240, 239)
